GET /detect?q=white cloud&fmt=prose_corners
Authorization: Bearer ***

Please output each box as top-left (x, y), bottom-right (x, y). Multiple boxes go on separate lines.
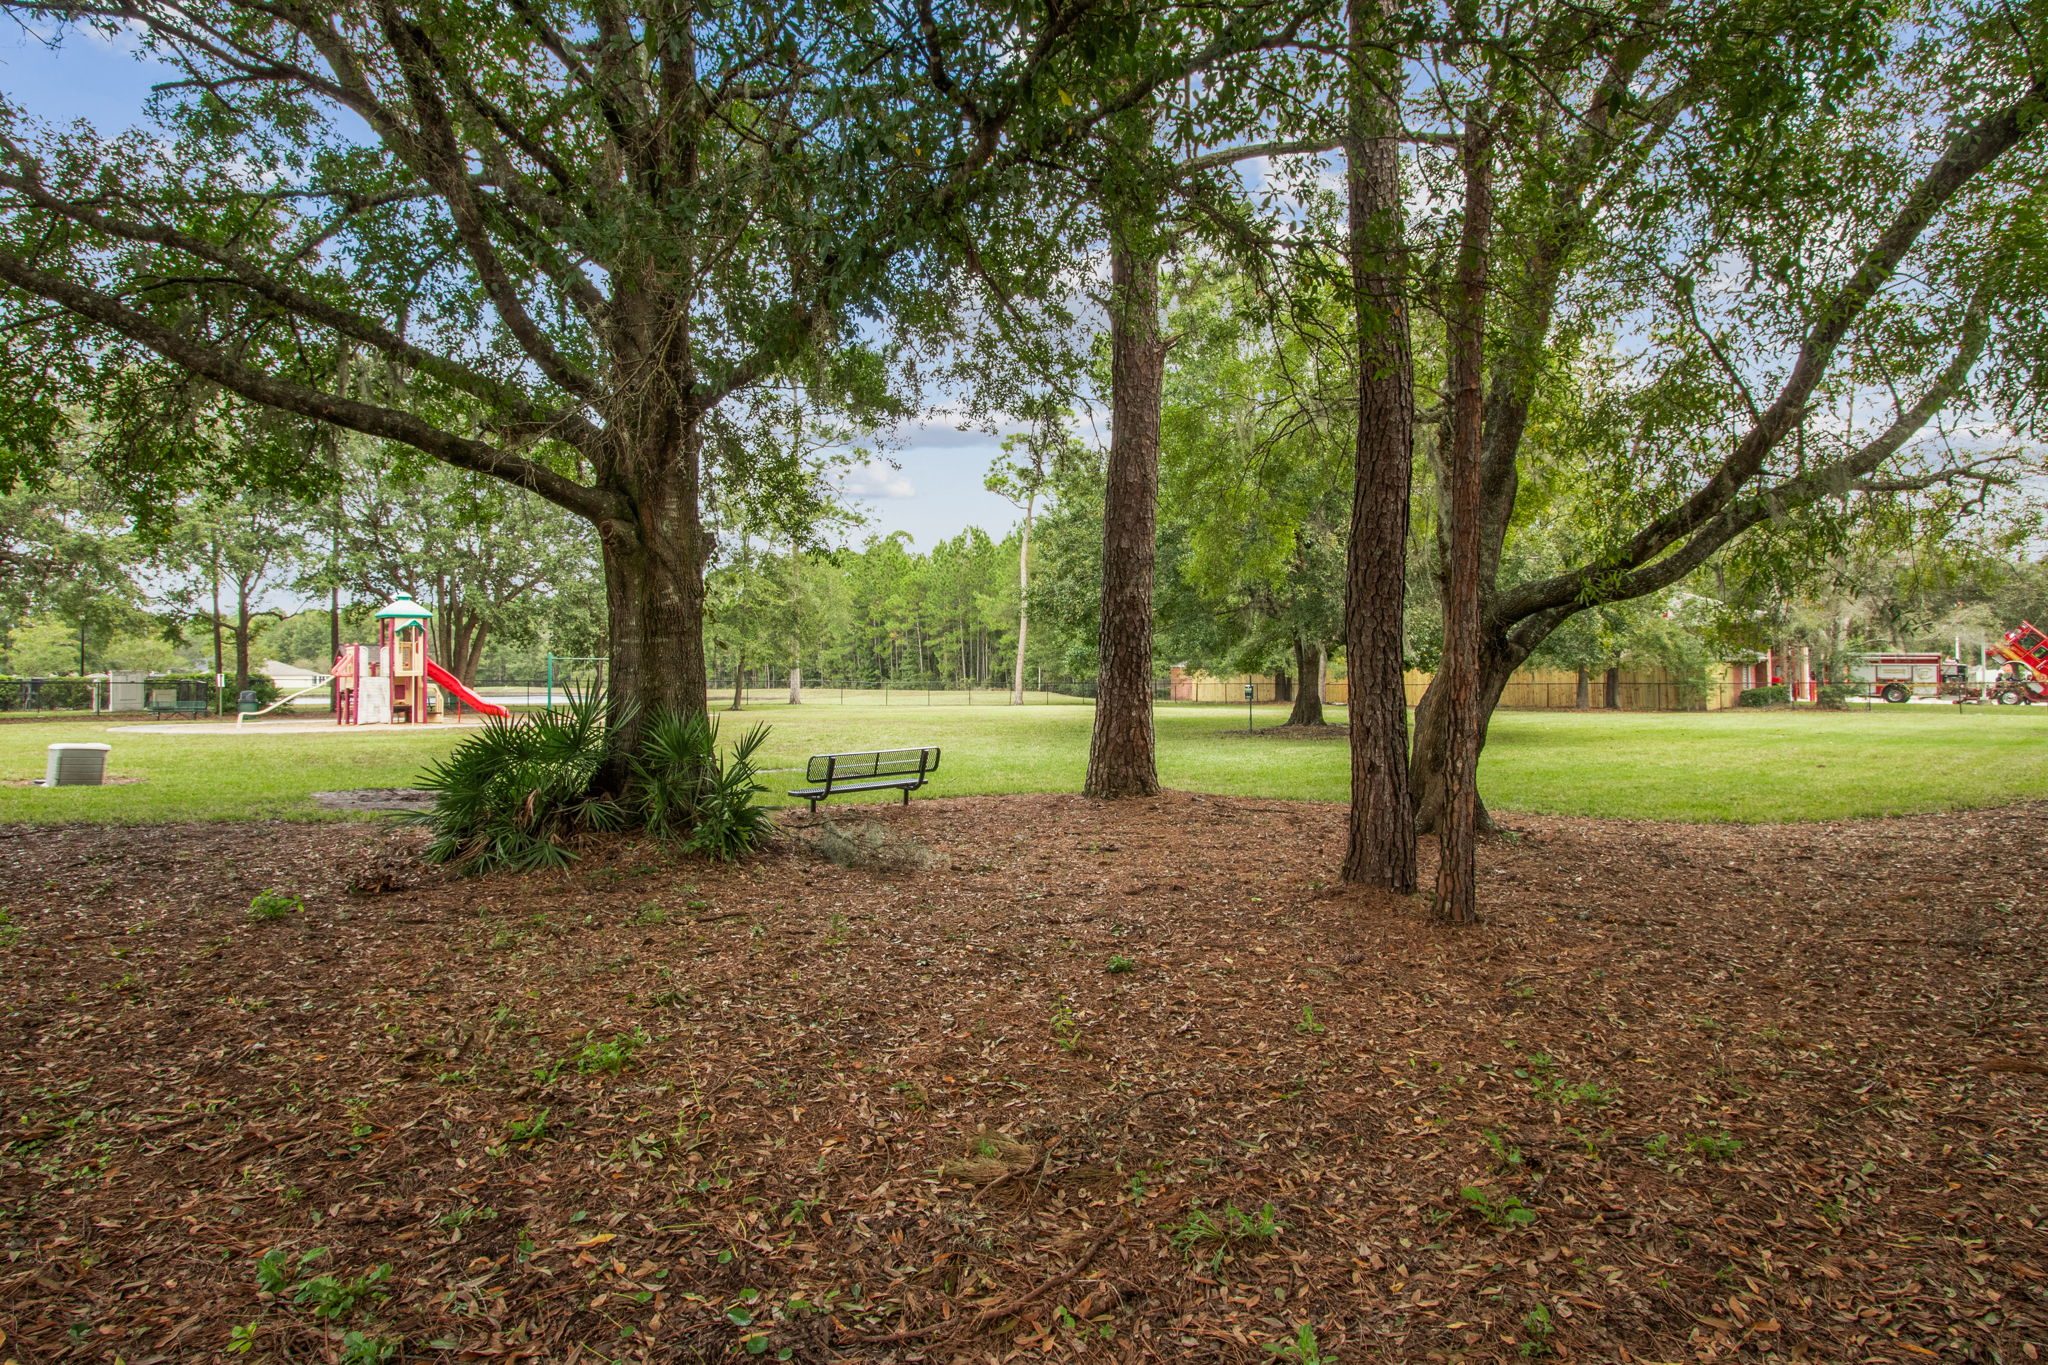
top-left (840, 460), bottom-right (915, 499)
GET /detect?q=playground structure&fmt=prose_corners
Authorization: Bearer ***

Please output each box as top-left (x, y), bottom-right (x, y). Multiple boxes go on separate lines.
top-left (330, 596), bottom-right (510, 725)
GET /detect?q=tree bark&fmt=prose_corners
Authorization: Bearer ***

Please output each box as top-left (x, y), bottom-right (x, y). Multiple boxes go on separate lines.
top-left (1084, 209), bottom-right (1165, 800)
top-left (594, 449), bottom-right (712, 785)
top-left (1287, 637), bottom-right (1327, 727)
top-left (1575, 666), bottom-right (1589, 710)
top-left (1412, 629), bottom-right (1523, 835)
top-left (789, 661), bottom-right (802, 705)
top-left (1434, 116), bottom-right (1494, 928)
top-left (1340, 0), bottom-right (1417, 890)
top-left (329, 583), bottom-right (341, 715)
top-left (234, 579), bottom-right (253, 697)
top-left (210, 544), bottom-right (225, 712)
top-left (462, 622), bottom-right (489, 685)
top-left (1604, 666), bottom-right (1620, 709)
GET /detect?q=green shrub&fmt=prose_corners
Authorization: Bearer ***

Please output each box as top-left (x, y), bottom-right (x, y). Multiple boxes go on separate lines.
top-left (414, 691), bottom-right (774, 873)
top-left (1686, 1131), bottom-right (1743, 1161)
top-left (0, 676), bottom-right (96, 711)
top-left (1816, 683), bottom-right (1856, 709)
top-left (630, 707), bottom-right (776, 860)
top-left (1166, 1201), bottom-right (1285, 1249)
top-left (1737, 685), bottom-right (1788, 707)
top-left (1460, 1185), bottom-right (1537, 1228)
top-left (248, 889), bottom-right (302, 921)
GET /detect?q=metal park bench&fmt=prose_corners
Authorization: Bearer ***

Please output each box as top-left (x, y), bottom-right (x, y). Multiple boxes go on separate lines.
top-left (147, 690), bottom-right (210, 717)
top-left (788, 747), bottom-right (941, 813)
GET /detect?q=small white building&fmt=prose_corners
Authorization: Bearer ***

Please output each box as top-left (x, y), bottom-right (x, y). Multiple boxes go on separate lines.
top-left (258, 660), bottom-right (323, 689)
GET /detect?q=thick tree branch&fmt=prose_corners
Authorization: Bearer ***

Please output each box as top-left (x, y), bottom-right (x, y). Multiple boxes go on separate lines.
top-left (1498, 293), bottom-right (1995, 642)
top-left (1176, 137), bottom-right (1343, 176)
top-left (1489, 74), bottom-right (2044, 631)
top-left (0, 243), bottom-right (615, 525)
top-left (0, 159), bottom-right (603, 455)
top-left (378, 4), bottom-right (606, 405)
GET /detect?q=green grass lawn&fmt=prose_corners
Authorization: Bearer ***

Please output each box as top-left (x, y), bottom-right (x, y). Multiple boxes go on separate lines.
top-left (2, 701), bottom-right (2044, 825)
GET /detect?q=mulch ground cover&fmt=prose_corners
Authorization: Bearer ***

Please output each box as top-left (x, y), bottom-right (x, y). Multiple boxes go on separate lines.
top-left (1, 793), bottom-right (2044, 1364)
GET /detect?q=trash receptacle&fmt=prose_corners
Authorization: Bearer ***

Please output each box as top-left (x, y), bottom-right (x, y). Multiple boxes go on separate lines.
top-left (45, 743), bottom-right (111, 786)
top-left (238, 690), bottom-right (260, 714)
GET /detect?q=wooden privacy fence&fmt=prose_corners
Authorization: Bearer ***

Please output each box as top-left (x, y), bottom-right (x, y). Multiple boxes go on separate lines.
top-left (1178, 666), bottom-right (1736, 711)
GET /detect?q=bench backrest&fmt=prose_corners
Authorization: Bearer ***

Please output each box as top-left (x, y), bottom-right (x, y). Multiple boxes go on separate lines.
top-left (807, 747), bottom-right (940, 785)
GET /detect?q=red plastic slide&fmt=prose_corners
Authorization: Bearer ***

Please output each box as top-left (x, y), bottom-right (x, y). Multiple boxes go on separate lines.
top-left (424, 658), bottom-right (511, 719)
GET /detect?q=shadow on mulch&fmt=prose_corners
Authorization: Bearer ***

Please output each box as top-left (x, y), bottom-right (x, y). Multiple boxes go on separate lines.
top-left (2, 792), bottom-right (2044, 1363)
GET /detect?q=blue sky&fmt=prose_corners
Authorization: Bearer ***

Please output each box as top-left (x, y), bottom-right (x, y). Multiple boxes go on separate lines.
top-left (1, 20), bottom-right (1027, 549)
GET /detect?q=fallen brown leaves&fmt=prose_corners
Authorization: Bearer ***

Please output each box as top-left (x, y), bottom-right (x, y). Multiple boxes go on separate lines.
top-left (1, 792), bottom-right (2044, 1363)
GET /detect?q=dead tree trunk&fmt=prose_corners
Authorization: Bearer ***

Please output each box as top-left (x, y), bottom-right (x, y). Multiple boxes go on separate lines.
top-left (1084, 207), bottom-right (1165, 800)
top-left (1434, 115), bottom-right (1494, 927)
top-left (1341, 0), bottom-right (1417, 889)
top-left (1011, 480), bottom-right (1036, 704)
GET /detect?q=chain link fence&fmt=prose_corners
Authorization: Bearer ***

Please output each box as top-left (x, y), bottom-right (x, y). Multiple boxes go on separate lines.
top-left (2, 674), bottom-right (234, 715)
top-left (452, 674), bottom-right (1116, 709)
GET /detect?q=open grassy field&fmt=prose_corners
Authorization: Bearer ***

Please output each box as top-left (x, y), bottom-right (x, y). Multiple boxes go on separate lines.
top-left (2, 700), bottom-right (2044, 824)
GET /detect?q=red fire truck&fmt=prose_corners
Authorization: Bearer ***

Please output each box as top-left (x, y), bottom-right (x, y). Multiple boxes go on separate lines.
top-left (1849, 622), bottom-right (2048, 704)
top-left (1847, 651), bottom-right (1950, 703)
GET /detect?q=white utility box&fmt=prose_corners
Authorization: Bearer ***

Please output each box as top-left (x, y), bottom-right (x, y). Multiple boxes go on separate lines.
top-left (45, 743), bottom-right (111, 786)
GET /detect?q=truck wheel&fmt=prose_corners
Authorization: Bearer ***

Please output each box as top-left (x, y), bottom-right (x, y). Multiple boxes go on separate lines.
top-left (1997, 688), bottom-right (2022, 706)
top-left (1882, 684), bottom-right (1909, 703)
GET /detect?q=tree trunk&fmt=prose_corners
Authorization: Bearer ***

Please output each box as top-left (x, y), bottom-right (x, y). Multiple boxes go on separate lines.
top-left (462, 622), bottom-right (489, 685)
top-left (434, 578), bottom-right (453, 664)
top-left (790, 660), bottom-right (802, 705)
top-left (1575, 666), bottom-right (1589, 709)
top-left (1604, 666), bottom-right (1620, 709)
top-left (1412, 632), bottom-right (1523, 835)
top-left (1012, 486), bottom-right (1035, 704)
top-left (1084, 207), bottom-right (1164, 800)
top-left (1287, 637), bottom-right (1327, 727)
top-left (329, 583), bottom-right (341, 714)
top-left (593, 451), bottom-right (712, 785)
top-left (1341, 0), bottom-right (1417, 890)
top-left (1434, 116), bottom-right (1494, 928)
top-left (210, 544), bottom-right (225, 712)
top-left (234, 580), bottom-right (253, 697)
top-left (730, 651), bottom-right (745, 711)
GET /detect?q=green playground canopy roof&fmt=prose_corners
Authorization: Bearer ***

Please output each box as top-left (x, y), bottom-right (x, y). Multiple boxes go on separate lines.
top-left (373, 596), bottom-right (433, 621)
